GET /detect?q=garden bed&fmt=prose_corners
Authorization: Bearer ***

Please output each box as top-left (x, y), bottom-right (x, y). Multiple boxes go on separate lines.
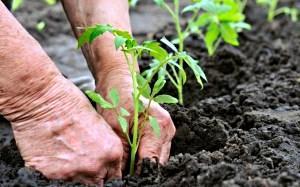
top-left (0, 0), bottom-right (300, 186)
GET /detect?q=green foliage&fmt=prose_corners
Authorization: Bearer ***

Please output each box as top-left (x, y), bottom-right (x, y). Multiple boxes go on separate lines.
top-left (12, 0), bottom-right (57, 11)
top-left (79, 24), bottom-right (178, 175)
top-left (36, 21), bottom-right (46, 32)
top-left (182, 0), bottom-right (251, 55)
top-left (256, 0), bottom-right (299, 22)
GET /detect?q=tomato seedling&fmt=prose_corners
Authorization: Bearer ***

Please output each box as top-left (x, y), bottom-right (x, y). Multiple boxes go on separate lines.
top-left (256, 0), bottom-right (299, 22)
top-left (149, 0), bottom-right (249, 104)
top-left (78, 24), bottom-right (179, 175)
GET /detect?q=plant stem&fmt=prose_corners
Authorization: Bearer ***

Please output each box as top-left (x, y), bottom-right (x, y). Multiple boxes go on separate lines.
top-left (268, 0), bottom-right (278, 21)
top-left (129, 54), bottom-right (140, 176)
top-left (174, 0), bottom-right (184, 105)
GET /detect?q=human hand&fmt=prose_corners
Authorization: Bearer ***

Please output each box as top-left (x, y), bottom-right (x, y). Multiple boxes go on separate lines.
top-left (96, 69), bottom-right (176, 171)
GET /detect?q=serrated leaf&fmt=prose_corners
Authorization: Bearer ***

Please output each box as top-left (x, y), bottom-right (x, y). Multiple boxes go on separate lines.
top-left (89, 25), bottom-right (112, 43)
top-left (220, 23), bottom-right (239, 46)
top-left (183, 55), bottom-right (207, 88)
top-left (120, 107), bottom-right (130, 117)
top-left (161, 37), bottom-right (178, 52)
top-left (152, 78), bottom-right (166, 96)
top-left (143, 41), bottom-right (168, 62)
top-left (154, 95), bottom-right (178, 104)
top-left (137, 74), bottom-right (151, 98)
top-left (85, 90), bottom-right (114, 109)
top-left (149, 116), bottom-right (160, 137)
top-left (78, 24), bottom-right (112, 48)
top-left (118, 116), bottom-right (128, 134)
top-left (205, 22), bottom-right (220, 55)
top-left (114, 36), bottom-right (127, 49)
top-left (108, 88), bottom-right (120, 107)
top-left (113, 29), bottom-right (132, 39)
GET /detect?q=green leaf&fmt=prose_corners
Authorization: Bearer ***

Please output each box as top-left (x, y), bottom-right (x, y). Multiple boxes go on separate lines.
top-left (143, 41), bottom-right (168, 62)
top-left (154, 95), bottom-right (178, 104)
top-left (200, 0), bottom-right (231, 14)
top-left (114, 36), bottom-right (127, 49)
top-left (113, 29), bottom-right (132, 39)
top-left (220, 23), bottom-right (239, 46)
top-left (77, 28), bottom-right (94, 48)
top-left (118, 116), bottom-right (128, 134)
top-left (129, 0), bottom-right (139, 7)
top-left (77, 24), bottom-right (112, 48)
top-left (231, 22), bottom-right (252, 30)
top-left (44, 0), bottom-right (56, 5)
top-left (204, 22), bottom-right (220, 55)
top-left (149, 116), bottom-right (160, 137)
top-left (153, 0), bottom-right (165, 6)
top-left (36, 21), bottom-right (46, 32)
top-left (108, 88), bottom-right (120, 107)
top-left (12, 0), bottom-right (23, 11)
top-left (195, 13), bottom-right (211, 27)
top-left (85, 90), bottom-right (114, 109)
top-left (120, 107), bottom-right (130, 117)
top-left (183, 54), bottom-right (207, 88)
top-left (89, 25), bottom-right (112, 43)
top-left (182, 3), bottom-right (202, 13)
top-left (137, 74), bottom-right (151, 98)
top-left (152, 78), bottom-right (166, 96)
top-left (161, 37), bottom-right (178, 52)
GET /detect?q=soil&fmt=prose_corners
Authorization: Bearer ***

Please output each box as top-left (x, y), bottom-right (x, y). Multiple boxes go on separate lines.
top-left (1, 1), bottom-right (300, 187)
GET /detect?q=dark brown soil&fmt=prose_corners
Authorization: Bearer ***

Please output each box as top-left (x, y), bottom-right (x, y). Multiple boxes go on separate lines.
top-left (1, 1), bottom-right (300, 187)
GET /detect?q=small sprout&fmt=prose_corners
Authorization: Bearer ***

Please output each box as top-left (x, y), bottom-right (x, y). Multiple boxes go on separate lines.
top-left (12, 0), bottom-right (23, 11)
top-left (256, 0), bottom-right (299, 22)
top-left (36, 21), bottom-right (46, 32)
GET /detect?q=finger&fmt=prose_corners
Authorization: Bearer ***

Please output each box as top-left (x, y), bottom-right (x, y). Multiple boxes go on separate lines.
top-left (106, 160), bottom-right (122, 181)
top-left (159, 142), bottom-right (171, 165)
top-left (137, 125), bottom-right (165, 164)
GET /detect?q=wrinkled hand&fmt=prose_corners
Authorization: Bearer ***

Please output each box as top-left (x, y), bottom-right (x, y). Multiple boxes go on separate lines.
top-left (8, 76), bottom-right (123, 185)
top-left (96, 70), bottom-right (176, 170)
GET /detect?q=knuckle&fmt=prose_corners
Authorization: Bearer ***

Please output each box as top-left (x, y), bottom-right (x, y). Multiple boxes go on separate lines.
top-left (103, 138), bottom-right (123, 162)
top-left (159, 112), bottom-right (176, 138)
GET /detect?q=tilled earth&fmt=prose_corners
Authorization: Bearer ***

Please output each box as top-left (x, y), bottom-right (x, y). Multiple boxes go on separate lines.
top-left (0, 1), bottom-right (300, 187)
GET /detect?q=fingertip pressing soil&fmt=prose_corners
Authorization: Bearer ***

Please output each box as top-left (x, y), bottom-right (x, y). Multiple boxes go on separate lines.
top-left (1, 0), bottom-right (300, 187)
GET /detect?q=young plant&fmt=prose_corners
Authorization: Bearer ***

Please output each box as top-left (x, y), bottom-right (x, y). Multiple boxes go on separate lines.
top-left (150, 0), bottom-right (248, 104)
top-left (78, 24), bottom-right (179, 175)
top-left (256, 0), bottom-right (299, 22)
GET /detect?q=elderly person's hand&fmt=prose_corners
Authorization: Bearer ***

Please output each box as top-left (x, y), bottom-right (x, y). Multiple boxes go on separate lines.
top-left (96, 68), bottom-right (176, 170)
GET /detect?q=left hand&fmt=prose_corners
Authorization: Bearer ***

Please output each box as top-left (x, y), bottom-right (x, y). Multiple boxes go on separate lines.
top-left (96, 69), bottom-right (176, 171)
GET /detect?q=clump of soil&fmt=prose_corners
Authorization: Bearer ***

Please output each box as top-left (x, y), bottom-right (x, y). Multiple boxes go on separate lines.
top-left (1, 1), bottom-right (300, 187)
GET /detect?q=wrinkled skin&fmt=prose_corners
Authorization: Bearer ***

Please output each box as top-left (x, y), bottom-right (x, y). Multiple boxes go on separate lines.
top-left (0, 0), bottom-right (176, 185)
top-left (0, 2), bottom-right (122, 184)
top-left (96, 69), bottom-right (176, 170)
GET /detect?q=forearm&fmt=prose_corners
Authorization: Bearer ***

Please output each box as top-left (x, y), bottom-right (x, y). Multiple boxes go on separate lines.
top-left (61, 0), bottom-right (133, 84)
top-left (0, 2), bottom-right (59, 99)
